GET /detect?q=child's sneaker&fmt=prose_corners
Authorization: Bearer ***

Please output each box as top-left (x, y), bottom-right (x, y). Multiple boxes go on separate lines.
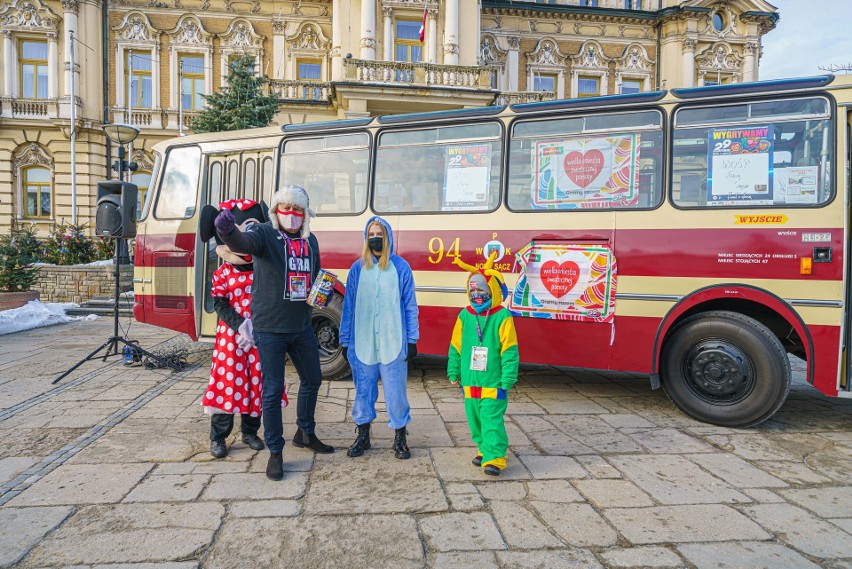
top-left (472, 454), bottom-right (483, 467)
top-left (484, 465), bottom-right (500, 476)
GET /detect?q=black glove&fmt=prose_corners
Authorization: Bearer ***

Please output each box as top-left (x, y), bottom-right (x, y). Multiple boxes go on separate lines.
top-left (341, 346), bottom-right (348, 360)
top-left (214, 209), bottom-right (236, 236)
top-left (406, 343), bottom-right (417, 361)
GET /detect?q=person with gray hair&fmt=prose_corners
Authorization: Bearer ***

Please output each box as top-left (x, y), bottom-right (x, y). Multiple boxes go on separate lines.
top-left (215, 184), bottom-right (334, 481)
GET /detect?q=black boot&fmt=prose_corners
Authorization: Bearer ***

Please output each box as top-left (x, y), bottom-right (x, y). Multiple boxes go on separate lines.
top-left (394, 428), bottom-right (411, 460)
top-left (266, 452), bottom-right (284, 481)
top-left (292, 428), bottom-right (335, 454)
top-left (241, 432), bottom-right (265, 451)
top-left (347, 423), bottom-right (371, 458)
top-left (210, 438), bottom-right (227, 459)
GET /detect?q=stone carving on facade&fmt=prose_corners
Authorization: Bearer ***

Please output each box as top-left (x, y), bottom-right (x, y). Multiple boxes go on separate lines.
top-left (222, 19), bottom-right (264, 49)
top-left (287, 22), bottom-right (331, 60)
top-left (696, 42), bottom-right (744, 81)
top-left (132, 149), bottom-right (154, 172)
top-left (701, 6), bottom-right (739, 39)
top-left (114, 12), bottom-right (159, 42)
top-left (0, 0), bottom-right (59, 34)
top-left (527, 38), bottom-right (566, 67)
top-left (172, 0), bottom-right (183, 9)
top-left (14, 143), bottom-right (52, 171)
top-left (528, 20), bottom-right (536, 33)
top-left (480, 34), bottom-right (507, 66)
top-left (200, 0), bottom-right (209, 10)
top-left (382, 7), bottom-right (393, 19)
top-left (570, 40), bottom-right (611, 87)
top-left (59, 0), bottom-right (78, 15)
top-left (617, 44), bottom-right (652, 72)
top-left (744, 42), bottom-right (758, 56)
top-left (291, 1), bottom-right (302, 14)
top-left (683, 37), bottom-right (698, 53)
top-left (506, 36), bottom-right (520, 50)
top-left (223, 0), bottom-right (233, 12)
top-left (168, 15), bottom-right (211, 46)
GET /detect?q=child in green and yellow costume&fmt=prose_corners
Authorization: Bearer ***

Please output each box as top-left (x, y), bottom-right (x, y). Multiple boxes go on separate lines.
top-left (448, 251), bottom-right (519, 476)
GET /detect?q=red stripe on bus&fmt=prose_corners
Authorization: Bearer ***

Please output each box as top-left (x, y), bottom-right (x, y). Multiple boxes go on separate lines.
top-left (133, 294), bottom-right (197, 340)
top-left (134, 233), bottom-right (196, 268)
top-left (315, 227), bottom-right (843, 281)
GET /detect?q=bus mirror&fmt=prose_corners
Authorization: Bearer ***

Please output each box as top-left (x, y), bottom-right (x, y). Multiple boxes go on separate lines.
top-left (96, 180), bottom-right (138, 238)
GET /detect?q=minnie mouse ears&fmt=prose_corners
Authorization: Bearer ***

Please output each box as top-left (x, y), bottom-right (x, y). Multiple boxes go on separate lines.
top-left (198, 199), bottom-right (268, 244)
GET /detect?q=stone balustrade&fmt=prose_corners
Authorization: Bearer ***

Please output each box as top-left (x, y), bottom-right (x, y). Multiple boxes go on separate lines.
top-left (509, 0), bottom-right (660, 9)
top-left (343, 59), bottom-right (492, 89)
top-left (268, 80), bottom-right (333, 103)
top-left (494, 91), bottom-right (556, 105)
top-left (33, 263), bottom-right (133, 304)
top-left (0, 98), bottom-right (59, 119)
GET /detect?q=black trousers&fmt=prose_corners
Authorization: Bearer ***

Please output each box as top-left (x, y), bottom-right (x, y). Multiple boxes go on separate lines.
top-left (210, 413), bottom-right (261, 441)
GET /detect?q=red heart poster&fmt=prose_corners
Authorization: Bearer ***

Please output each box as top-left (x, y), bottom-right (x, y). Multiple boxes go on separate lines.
top-left (540, 260), bottom-right (580, 298)
top-left (563, 149), bottom-right (604, 188)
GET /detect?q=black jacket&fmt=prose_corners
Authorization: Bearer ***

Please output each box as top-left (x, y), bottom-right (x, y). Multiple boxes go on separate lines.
top-left (219, 222), bottom-right (320, 334)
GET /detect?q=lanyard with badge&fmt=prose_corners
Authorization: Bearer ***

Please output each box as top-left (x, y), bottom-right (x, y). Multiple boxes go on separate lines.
top-left (471, 311), bottom-right (489, 372)
top-left (280, 232), bottom-right (309, 301)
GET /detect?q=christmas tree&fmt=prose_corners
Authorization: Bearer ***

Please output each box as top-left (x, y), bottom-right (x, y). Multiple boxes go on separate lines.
top-left (191, 54), bottom-right (279, 134)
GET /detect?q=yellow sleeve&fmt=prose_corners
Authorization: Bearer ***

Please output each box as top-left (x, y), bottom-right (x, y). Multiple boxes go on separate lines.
top-left (447, 316), bottom-right (463, 380)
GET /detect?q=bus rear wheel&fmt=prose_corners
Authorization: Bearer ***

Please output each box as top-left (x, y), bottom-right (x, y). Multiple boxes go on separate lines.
top-left (660, 310), bottom-right (791, 428)
top-left (312, 293), bottom-right (350, 381)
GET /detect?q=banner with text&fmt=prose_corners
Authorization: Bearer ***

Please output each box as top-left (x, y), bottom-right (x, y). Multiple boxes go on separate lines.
top-left (509, 242), bottom-right (617, 322)
top-left (532, 134), bottom-right (640, 209)
top-left (443, 144), bottom-right (492, 211)
top-left (707, 125), bottom-right (774, 206)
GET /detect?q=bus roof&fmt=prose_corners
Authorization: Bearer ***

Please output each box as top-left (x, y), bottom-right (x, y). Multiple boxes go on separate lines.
top-left (510, 90), bottom-right (667, 114)
top-left (150, 125), bottom-right (282, 154)
top-left (670, 75), bottom-right (835, 99)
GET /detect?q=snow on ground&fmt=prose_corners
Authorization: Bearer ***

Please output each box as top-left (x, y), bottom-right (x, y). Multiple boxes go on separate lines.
top-left (0, 301), bottom-right (98, 336)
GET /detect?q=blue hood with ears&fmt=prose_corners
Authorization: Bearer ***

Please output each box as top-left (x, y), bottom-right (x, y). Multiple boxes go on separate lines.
top-left (364, 215), bottom-right (395, 256)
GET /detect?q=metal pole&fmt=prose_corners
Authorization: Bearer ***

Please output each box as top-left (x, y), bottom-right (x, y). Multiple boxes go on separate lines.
top-left (70, 30), bottom-right (77, 224)
top-left (127, 49), bottom-right (133, 177)
top-left (178, 59), bottom-right (184, 136)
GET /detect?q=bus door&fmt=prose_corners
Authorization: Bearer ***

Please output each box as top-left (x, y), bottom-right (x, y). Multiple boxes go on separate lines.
top-left (133, 145), bottom-right (203, 340)
top-left (198, 150), bottom-right (277, 339)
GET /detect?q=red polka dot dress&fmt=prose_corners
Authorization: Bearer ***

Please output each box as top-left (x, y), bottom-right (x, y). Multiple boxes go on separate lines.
top-left (203, 263), bottom-right (288, 416)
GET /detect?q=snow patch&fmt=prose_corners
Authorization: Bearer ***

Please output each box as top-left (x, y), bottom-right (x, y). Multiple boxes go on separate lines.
top-left (0, 300), bottom-right (98, 336)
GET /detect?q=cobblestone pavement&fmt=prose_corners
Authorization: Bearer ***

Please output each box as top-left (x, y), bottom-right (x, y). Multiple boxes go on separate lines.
top-left (2, 318), bottom-right (852, 568)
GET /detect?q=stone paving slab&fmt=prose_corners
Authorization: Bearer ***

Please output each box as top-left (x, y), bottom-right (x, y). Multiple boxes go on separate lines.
top-left (3, 319), bottom-right (852, 567)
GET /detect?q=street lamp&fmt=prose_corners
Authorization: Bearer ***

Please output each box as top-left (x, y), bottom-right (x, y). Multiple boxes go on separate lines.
top-left (103, 123), bottom-right (140, 181)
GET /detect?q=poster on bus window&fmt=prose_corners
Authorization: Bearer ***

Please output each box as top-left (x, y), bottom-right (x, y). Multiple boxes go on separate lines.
top-left (707, 125), bottom-right (774, 206)
top-left (509, 242), bottom-right (617, 323)
top-left (531, 134), bottom-right (640, 209)
top-left (443, 144), bottom-right (491, 211)
top-left (776, 166), bottom-right (819, 204)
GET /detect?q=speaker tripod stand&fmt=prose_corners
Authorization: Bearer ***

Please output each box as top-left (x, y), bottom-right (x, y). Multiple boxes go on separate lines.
top-left (52, 238), bottom-right (178, 384)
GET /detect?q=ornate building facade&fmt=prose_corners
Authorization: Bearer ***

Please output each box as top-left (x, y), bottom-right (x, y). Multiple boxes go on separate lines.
top-left (0, 0), bottom-right (778, 236)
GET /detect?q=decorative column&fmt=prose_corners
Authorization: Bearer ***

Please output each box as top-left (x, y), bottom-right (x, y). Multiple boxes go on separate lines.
top-left (2, 30), bottom-right (14, 102)
top-left (506, 36), bottom-right (519, 92)
top-left (742, 42), bottom-right (757, 82)
top-left (61, 0), bottom-right (79, 98)
top-left (382, 7), bottom-right (393, 61)
top-left (272, 20), bottom-right (287, 79)
top-left (45, 32), bottom-right (57, 98)
top-left (152, 44), bottom-right (161, 108)
top-left (359, 0), bottom-right (376, 60)
top-left (331, 0), bottom-right (343, 80)
top-left (682, 37), bottom-right (696, 88)
top-left (443, 0), bottom-right (458, 65)
top-left (426, 6), bottom-right (438, 63)
top-left (697, 69), bottom-right (706, 86)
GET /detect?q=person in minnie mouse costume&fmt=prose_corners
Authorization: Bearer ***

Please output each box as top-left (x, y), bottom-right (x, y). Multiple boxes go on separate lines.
top-left (199, 198), bottom-right (287, 459)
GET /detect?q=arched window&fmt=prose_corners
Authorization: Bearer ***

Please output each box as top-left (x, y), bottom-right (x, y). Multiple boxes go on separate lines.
top-left (23, 166), bottom-right (52, 218)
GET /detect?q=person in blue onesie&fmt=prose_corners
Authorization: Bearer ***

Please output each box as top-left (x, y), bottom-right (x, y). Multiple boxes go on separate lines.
top-left (339, 216), bottom-right (419, 459)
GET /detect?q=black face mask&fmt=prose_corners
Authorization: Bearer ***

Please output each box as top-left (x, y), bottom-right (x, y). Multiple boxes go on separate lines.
top-left (368, 237), bottom-right (383, 252)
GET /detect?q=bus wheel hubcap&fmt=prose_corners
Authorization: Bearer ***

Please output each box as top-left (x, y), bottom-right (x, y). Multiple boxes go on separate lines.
top-left (684, 341), bottom-right (755, 404)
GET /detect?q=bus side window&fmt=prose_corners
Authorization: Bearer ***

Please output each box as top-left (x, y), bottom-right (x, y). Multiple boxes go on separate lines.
top-left (227, 159), bottom-right (239, 201)
top-left (208, 162), bottom-right (223, 205)
top-left (154, 146), bottom-right (201, 219)
top-left (261, 157), bottom-right (274, 202)
top-left (243, 158), bottom-right (256, 201)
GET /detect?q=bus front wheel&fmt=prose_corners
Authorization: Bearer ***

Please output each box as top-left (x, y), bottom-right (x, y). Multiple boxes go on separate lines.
top-left (660, 310), bottom-right (791, 428)
top-left (312, 293), bottom-right (350, 381)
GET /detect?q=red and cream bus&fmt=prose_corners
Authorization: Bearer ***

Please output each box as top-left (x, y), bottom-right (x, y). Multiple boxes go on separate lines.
top-left (133, 74), bottom-right (852, 427)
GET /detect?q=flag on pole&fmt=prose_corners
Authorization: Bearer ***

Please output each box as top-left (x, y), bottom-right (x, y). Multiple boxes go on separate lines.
top-left (419, 4), bottom-right (428, 43)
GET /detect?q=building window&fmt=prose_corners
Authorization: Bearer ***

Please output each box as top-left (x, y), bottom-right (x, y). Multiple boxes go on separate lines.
top-left (713, 12), bottom-right (725, 32)
top-left (130, 170), bottom-right (152, 217)
top-left (297, 59), bottom-right (322, 81)
top-left (583, 0), bottom-right (599, 6)
top-left (623, 0), bottom-right (642, 8)
top-left (126, 51), bottom-right (152, 109)
top-left (533, 73), bottom-right (556, 93)
top-left (621, 79), bottom-right (642, 94)
top-left (22, 166), bottom-right (52, 219)
top-left (395, 19), bottom-right (423, 63)
top-left (19, 40), bottom-right (48, 99)
top-left (578, 75), bottom-right (600, 97)
top-left (179, 53), bottom-right (205, 110)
